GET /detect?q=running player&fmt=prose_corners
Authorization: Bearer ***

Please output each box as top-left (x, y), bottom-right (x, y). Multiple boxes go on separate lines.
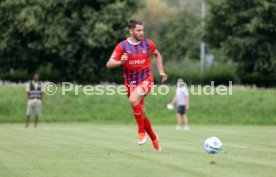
top-left (106, 19), bottom-right (167, 152)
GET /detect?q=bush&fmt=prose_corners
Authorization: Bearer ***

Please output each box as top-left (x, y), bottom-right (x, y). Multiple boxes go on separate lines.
top-left (200, 68), bottom-right (236, 85)
top-left (36, 63), bottom-right (57, 81)
top-left (102, 68), bottom-right (124, 84)
top-left (154, 66), bottom-right (237, 86)
top-left (240, 73), bottom-right (276, 87)
top-left (0, 69), bottom-right (29, 82)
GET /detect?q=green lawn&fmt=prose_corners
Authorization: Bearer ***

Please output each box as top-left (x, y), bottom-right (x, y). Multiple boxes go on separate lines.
top-left (0, 124), bottom-right (275, 177)
top-left (1, 86), bottom-right (276, 124)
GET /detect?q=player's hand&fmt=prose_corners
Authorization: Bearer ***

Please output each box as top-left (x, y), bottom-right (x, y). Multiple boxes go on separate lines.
top-left (120, 53), bottom-right (128, 65)
top-left (186, 104), bottom-right (190, 110)
top-left (160, 72), bottom-right (167, 83)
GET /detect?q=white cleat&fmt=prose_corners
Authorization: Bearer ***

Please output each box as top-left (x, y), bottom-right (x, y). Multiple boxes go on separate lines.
top-left (183, 126), bottom-right (190, 130)
top-left (138, 133), bottom-right (147, 145)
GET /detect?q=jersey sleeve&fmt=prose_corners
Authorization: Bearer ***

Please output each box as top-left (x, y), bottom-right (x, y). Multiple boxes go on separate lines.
top-left (148, 39), bottom-right (157, 54)
top-left (110, 43), bottom-right (124, 61)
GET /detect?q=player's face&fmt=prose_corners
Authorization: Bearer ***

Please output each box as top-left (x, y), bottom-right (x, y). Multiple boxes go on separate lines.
top-left (131, 24), bottom-right (144, 41)
top-left (177, 82), bottom-right (184, 88)
top-left (33, 74), bottom-right (39, 82)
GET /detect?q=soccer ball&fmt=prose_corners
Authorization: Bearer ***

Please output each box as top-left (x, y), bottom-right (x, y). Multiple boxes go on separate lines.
top-left (167, 104), bottom-right (174, 110)
top-left (204, 137), bottom-right (222, 154)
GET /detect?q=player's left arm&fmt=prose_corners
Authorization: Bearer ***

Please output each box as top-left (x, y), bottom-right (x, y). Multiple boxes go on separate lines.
top-left (184, 87), bottom-right (190, 109)
top-left (149, 40), bottom-right (167, 83)
top-left (41, 85), bottom-right (44, 102)
top-left (154, 50), bottom-right (167, 83)
top-left (185, 95), bottom-right (190, 110)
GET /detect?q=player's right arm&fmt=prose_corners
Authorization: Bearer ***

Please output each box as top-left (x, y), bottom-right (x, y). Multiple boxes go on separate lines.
top-left (170, 96), bottom-right (177, 105)
top-left (106, 53), bottom-right (127, 69)
top-left (106, 44), bottom-right (127, 69)
top-left (26, 83), bottom-right (30, 99)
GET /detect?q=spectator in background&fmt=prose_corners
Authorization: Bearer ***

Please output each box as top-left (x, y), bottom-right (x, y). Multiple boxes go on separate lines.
top-left (25, 74), bottom-right (43, 128)
top-left (169, 79), bottom-right (190, 130)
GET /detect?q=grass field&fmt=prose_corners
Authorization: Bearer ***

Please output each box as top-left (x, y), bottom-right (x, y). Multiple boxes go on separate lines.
top-left (1, 86), bottom-right (276, 124)
top-left (0, 124), bottom-right (276, 177)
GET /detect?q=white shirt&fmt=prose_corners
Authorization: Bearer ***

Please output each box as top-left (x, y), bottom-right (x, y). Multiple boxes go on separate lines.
top-left (176, 86), bottom-right (189, 106)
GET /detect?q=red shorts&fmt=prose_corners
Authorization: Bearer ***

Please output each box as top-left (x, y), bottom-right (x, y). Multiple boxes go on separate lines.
top-left (125, 77), bottom-right (153, 105)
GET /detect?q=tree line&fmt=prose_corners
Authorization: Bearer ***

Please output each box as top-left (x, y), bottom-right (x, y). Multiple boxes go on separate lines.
top-left (0, 0), bottom-right (275, 86)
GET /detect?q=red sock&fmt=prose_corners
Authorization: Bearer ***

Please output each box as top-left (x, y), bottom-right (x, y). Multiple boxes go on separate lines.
top-left (144, 117), bottom-right (157, 141)
top-left (132, 103), bottom-right (145, 133)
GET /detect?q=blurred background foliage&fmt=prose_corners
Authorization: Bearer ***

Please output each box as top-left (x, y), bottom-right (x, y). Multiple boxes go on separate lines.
top-left (0, 0), bottom-right (275, 86)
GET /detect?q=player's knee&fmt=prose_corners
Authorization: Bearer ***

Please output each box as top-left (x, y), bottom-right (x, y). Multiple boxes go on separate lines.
top-left (143, 112), bottom-right (146, 118)
top-left (129, 97), bottom-right (138, 106)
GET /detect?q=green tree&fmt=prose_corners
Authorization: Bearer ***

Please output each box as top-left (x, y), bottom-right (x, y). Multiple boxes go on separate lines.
top-left (135, 0), bottom-right (177, 38)
top-left (0, 0), bottom-right (144, 83)
top-left (206, 0), bottom-right (276, 86)
top-left (157, 11), bottom-right (201, 61)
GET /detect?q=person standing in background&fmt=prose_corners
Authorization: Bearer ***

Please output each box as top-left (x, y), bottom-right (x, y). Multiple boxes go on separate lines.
top-left (169, 79), bottom-right (190, 130)
top-left (25, 74), bottom-right (43, 128)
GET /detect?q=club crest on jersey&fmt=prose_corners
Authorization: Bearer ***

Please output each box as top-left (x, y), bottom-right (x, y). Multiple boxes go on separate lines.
top-left (142, 50), bottom-right (147, 54)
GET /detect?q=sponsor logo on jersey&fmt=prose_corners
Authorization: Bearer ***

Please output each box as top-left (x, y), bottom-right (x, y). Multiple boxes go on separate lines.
top-left (129, 59), bottom-right (146, 65)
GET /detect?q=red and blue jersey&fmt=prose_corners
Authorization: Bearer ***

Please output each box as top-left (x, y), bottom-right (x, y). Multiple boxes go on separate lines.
top-left (111, 38), bottom-right (157, 86)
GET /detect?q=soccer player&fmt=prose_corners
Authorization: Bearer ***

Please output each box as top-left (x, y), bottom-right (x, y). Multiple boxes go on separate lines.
top-left (169, 79), bottom-right (190, 130)
top-left (25, 74), bottom-right (43, 128)
top-left (106, 20), bottom-right (167, 152)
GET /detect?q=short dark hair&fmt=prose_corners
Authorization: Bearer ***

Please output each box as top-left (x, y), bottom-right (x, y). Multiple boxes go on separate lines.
top-left (33, 73), bottom-right (39, 78)
top-left (128, 19), bottom-right (144, 29)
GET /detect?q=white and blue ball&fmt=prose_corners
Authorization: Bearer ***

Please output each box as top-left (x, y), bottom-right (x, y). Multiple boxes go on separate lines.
top-left (204, 137), bottom-right (222, 154)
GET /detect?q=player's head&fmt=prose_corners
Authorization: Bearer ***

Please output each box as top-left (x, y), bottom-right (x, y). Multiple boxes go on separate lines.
top-left (128, 19), bottom-right (144, 41)
top-left (177, 79), bottom-right (185, 87)
top-left (33, 74), bottom-right (40, 82)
